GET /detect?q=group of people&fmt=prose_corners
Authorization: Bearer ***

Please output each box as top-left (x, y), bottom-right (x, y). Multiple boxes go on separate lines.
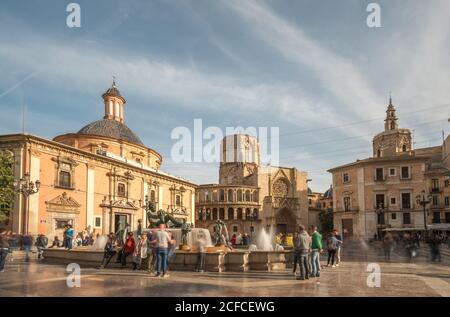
top-left (99, 223), bottom-right (179, 277)
top-left (229, 232), bottom-right (251, 246)
top-left (0, 230), bottom-right (50, 266)
top-left (382, 230), bottom-right (448, 262)
top-left (293, 226), bottom-right (343, 280)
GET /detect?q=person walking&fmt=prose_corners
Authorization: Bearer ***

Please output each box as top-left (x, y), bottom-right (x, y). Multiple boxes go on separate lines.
top-left (310, 226), bottom-right (323, 278)
top-left (334, 229), bottom-right (343, 267)
top-left (35, 234), bottom-right (48, 260)
top-left (195, 237), bottom-right (206, 272)
top-left (99, 233), bottom-right (117, 269)
top-left (121, 232), bottom-right (136, 268)
top-left (326, 231), bottom-right (338, 267)
top-left (294, 225), bottom-right (311, 280)
top-left (151, 223), bottom-right (175, 278)
top-left (429, 231), bottom-right (442, 262)
top-left (0, 231), bottom-right (10, 272)
top-left (132, 234), bottom-right (148, 271)
top-left (22, 234), bottom-right (33, 262)
top-left (383, 232), bottom-right (394, 262)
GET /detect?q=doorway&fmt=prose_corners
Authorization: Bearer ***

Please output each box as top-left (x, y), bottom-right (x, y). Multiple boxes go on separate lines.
top-left (114, 214), bottom-right (128, 233)
top-left (341, 219), bottom-right (353, 237)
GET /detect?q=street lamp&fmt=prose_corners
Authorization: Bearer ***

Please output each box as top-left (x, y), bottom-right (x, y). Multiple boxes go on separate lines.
top-left (14, 173), bottom-right (40, 234)
top-left (416, 191), bottom-right (432, 233)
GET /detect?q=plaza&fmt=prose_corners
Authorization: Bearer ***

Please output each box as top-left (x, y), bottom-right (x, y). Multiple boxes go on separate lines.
top-left (1, 241), bottom-right (448, 297)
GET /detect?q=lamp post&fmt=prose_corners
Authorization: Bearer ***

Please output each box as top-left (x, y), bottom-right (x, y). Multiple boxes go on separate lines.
top-left (14, 173), bottom-right (40, 234)
top-left (416, 191), bottom-right (432, 233)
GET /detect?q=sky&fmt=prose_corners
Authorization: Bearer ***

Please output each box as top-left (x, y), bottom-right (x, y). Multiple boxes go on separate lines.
top-left (0, 0), bottom-right (449, 192)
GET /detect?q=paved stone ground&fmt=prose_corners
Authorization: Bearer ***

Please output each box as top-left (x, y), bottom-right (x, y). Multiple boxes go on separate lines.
top-left (0, 241), bottom-right (449, 297)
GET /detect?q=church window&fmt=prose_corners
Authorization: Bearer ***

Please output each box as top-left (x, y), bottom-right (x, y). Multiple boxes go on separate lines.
top-left (219, 189), bottom-right (225, 202)
top-left (228, 189), bottom-right (233, 202)
top-left (176, 194), bottom-right (181, 206)
top-left (237, 189), bottom-right (243, 202)
top-left (58, 171), bottom-right (71, 189)
top-left (402, 144), bottom-right (407, 152)
top-left (245, 190), bottom-right (251, 202)
top-left (272, 179), bottom-right (288, 197)
top-left (150, 190), bottom-right (156, 202)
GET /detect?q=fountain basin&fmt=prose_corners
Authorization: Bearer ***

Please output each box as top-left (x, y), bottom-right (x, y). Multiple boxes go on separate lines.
top-left (43, 248), bottom-right (294, 272)
top-left (248, 251), bottom-right (288, 271)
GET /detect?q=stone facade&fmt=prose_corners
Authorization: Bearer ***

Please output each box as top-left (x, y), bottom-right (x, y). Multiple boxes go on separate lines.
top-left (0, 81), bottom-right (196, 237)
top-left (328, 99), bottom-right (450, 238)
top-left (196, 134), bottom-right (309, 236)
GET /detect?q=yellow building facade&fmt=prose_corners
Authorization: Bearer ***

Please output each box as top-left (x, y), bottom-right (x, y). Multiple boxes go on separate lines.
top-left (0, 81), bottom-right (196, 238)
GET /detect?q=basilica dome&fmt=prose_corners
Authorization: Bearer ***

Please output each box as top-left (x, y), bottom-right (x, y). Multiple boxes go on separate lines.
top-left (77, 119), bottom-right (143, 146)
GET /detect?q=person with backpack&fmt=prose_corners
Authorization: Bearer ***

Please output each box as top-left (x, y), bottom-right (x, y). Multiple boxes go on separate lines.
top-left (326, 231), bottom-right (338, 267)
top-left (334, 229), bottom-right (343, 267)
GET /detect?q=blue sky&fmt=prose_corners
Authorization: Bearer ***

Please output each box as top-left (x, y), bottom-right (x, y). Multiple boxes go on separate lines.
top-left (0, 0), bottom-right (449, 192)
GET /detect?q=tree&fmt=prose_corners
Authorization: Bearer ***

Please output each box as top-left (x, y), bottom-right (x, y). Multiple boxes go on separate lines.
top-left (0, 151), bottom-right (15, 224)
top-left (318, 208), bottom-right (334, 233)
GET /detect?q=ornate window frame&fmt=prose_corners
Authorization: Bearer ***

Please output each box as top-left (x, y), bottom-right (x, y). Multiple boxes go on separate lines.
top-left (52, 156), bottom-right (78, 190)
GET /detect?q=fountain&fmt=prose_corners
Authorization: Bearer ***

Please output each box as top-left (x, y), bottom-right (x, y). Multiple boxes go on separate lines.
top-left (253, 227), bottom-right (275, 251)
top-left (91, 235), bottom-right (108, 250)
top-left (43, 223), bottom-right (292, 272)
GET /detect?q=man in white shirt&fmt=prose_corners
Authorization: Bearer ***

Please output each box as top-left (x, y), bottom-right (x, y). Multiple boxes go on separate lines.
top-left (151, 223), bottom-right (174, 277)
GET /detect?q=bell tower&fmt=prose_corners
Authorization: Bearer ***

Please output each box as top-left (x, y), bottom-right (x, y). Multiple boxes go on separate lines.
top-left (372, 96), bottom-right (412, 157)
top-left (384, 96), bottom-right (398, 131)
top-left (102, 77), bottom-right (126, 123)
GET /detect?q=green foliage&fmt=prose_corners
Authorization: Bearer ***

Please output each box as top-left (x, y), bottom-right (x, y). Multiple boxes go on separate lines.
top-left (318, 208), bottom-right (334, 233)
top-left (0, 151), bottom-right (15, 224)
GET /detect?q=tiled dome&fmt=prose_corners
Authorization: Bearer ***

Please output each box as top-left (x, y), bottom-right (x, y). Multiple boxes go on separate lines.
top-left (77, 119), bottom-right (144, 146)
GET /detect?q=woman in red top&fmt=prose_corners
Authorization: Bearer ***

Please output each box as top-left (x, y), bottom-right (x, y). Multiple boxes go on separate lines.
top-left (121, 232), bottom-right (136, 267)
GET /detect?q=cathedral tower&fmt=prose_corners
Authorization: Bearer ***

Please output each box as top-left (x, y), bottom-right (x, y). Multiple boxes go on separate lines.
top-left (372, 97), bottom-right (412, 157)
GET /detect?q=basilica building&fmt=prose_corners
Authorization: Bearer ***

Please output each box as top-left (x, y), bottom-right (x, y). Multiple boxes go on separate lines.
top-left (0, 80), bottom-right (196, 238)
top-left (196, 134), bottom-right (309, 236)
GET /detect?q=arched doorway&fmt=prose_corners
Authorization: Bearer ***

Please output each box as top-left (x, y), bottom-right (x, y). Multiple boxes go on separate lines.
top-left (275, 208), bottom-right (296, 234)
